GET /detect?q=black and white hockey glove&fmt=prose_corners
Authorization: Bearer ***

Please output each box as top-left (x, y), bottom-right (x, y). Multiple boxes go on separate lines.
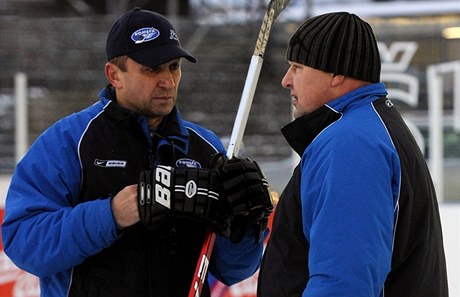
top-left (138, 166), bottom-right (223, 231)
top-left (209, 153), bottom-right (274, 243)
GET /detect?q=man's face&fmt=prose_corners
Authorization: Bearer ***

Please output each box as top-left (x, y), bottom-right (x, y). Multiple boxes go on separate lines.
top-left (114, 57), bottom-right (182, 127)
top-left (281, 62), bottom-right (333, 118)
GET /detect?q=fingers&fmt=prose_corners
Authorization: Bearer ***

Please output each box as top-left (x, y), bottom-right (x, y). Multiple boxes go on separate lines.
top-left (111, 184), bottom-right (140, 228)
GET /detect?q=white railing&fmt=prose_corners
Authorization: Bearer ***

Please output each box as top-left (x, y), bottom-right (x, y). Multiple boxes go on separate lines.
top-left (14, 72), bottom-right (28, 163)
top-left (427, 61), bottom-right (460, 202)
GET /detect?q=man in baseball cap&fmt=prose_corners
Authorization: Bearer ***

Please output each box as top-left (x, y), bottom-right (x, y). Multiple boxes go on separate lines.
top-left (2, 7), bottom-right (271, 297)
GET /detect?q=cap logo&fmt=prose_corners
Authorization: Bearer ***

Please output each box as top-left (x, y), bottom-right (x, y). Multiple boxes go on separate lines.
top-left (131, 27), bottom-right (160, 44)
top-left (169, 29), bottom-right (179, 41)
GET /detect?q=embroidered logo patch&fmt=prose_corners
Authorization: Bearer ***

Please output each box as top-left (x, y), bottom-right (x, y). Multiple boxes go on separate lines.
top-left (169, 29), bottom-right (179, 41)
top-left (131, 27), bottom-right (160, 44)
top-left (94, 159), bottom-right (127, 168)
top-left (185, 180), bottom-right (197, 198)
top-left (176, 158), bottom-right (201, 168)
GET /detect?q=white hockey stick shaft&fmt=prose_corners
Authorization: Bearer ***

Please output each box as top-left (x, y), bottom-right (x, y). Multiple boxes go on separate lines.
top-left (226, 56), bottom-right (263, 158)
top-left (226, 0), bottom-right (291, 158)
top-left (189, 1), bottom-right (290, 296)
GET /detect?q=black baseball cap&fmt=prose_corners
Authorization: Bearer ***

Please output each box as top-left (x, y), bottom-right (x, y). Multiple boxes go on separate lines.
top-left (106, 7), bottom-right (197, 67)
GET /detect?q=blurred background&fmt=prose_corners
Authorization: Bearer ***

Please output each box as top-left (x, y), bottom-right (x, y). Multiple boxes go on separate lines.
top-left (0, 0), bottom-right (459, 296)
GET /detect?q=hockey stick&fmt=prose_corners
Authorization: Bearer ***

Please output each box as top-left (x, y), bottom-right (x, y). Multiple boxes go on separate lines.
top-left (226, 0), bottom-right (291, 158)
top-left (188, 1), bottom-right (291, 296)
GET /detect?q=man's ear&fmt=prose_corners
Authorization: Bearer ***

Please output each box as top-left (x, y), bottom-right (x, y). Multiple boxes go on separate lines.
top-left (105, 62), bottom-right (122, 88)
top-left (330, 74), bottom-right (346, 87)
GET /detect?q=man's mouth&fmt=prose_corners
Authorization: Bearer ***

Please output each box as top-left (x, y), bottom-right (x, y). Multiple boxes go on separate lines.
top-left (154, 95), bottom-right (173, 100)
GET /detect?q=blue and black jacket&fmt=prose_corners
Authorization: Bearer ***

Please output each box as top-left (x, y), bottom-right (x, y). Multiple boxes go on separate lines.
top-left (2, 86), bottom-right (264, 297)
top-left (258, 83), bottom-right (448, 297)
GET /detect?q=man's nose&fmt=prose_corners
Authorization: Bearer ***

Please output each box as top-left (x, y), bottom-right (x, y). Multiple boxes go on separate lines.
top-left (281, 71), bottom-right (291, 89)
top-left (158, 70), bottom-right (175, 88)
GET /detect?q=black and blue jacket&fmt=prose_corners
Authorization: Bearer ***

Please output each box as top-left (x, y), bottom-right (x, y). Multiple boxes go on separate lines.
top-left (2, 86), bottom-right (264, 297)
top-left (258, 83), bottom-right (448, 297)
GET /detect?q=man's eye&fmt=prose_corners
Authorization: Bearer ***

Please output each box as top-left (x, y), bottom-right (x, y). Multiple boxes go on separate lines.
top-left (143, 66), bottom-right (161, 73)
top-left (141, 66), bottom-right (161, 73)
top-left (170, 63), bottom-right (180, 70)
top-left (293, 65), bottom-right (303, 71)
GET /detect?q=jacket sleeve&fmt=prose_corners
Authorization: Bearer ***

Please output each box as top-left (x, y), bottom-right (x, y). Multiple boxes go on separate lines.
top-left (209, 228), bottom-right (267, 286)
top-left (300, 126), bottom-right (398, 297)
top-left (1, 116), bottom-right (120, 277)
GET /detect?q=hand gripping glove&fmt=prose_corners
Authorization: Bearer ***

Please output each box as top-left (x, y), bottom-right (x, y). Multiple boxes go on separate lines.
top-left (138, 165), bottom-right (223, 230)
top-left (209, 153), bottom-right (274, 243)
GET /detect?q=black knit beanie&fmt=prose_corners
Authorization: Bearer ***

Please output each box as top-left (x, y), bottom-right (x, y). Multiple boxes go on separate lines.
top-left (286, 12), bottom-right (381, 83)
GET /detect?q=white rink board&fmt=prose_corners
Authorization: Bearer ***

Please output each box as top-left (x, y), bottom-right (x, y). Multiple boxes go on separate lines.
top-left (0, 175), bottom-right (11, 208)
top-left (439, 204), bottom-right (460, 297)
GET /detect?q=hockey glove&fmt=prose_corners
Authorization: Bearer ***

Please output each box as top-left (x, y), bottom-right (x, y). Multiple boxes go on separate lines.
top-left (138, 165), bottom-right (223, 231)
top-left (209, 153), bottom-right (274, 243)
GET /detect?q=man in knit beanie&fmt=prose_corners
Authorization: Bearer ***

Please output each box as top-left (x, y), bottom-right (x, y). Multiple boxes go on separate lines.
top-left (257, 12), bottom-right (448, 297)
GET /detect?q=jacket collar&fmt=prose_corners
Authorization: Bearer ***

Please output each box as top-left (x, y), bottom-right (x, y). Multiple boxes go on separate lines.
top-left (281, 105), bottom-right (341, 156)
top-left (98, 86), bottom-right (189, 153)
top-left (281, 83), bottom-right (387, 157)
top-left (326, 82), bottom-right (387, 113)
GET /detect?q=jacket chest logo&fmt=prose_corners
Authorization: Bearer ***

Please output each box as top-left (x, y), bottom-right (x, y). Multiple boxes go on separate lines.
top-left (94, 159), bottom-right (127, 168)
top-left (176, 158), bottom-right (201, 168)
